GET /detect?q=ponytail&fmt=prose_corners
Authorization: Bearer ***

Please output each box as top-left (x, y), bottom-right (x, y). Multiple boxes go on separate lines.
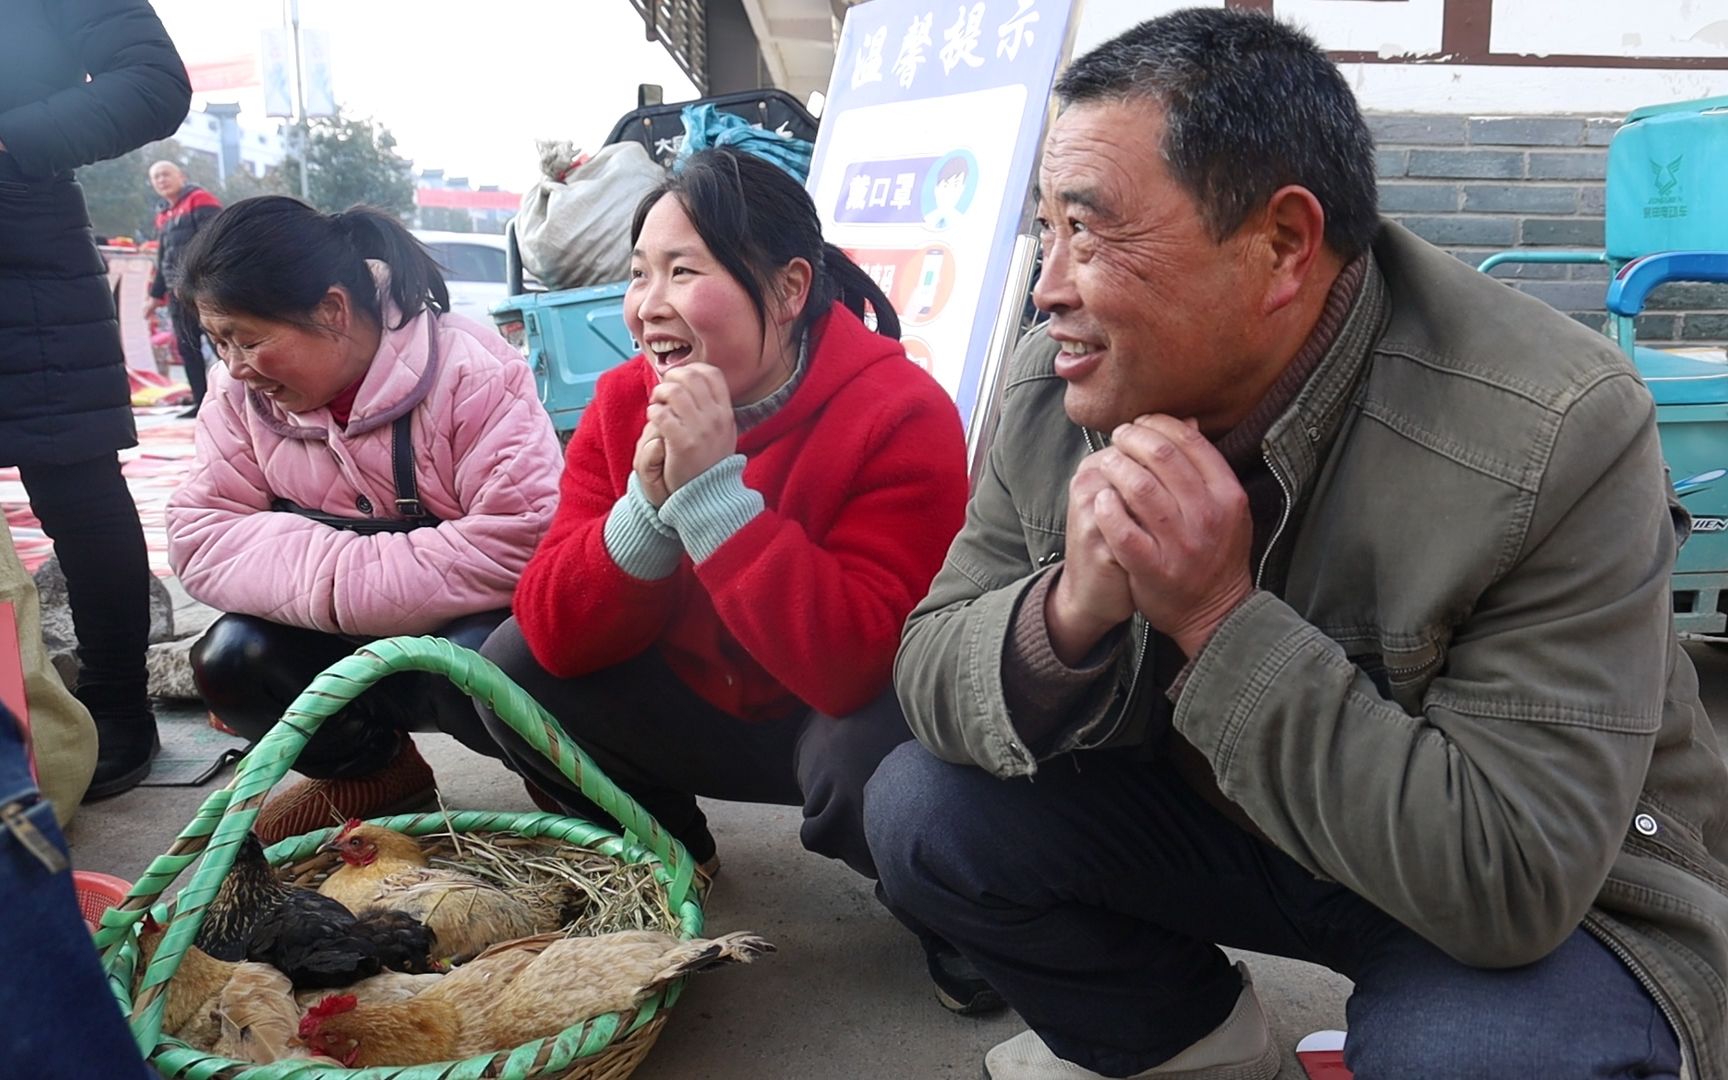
top-left (176, 196), bottom-right (448, 332)
top-left (331, 207), bottom-right (449, 329)
top-left (818, 243), bottom-right (900, 341)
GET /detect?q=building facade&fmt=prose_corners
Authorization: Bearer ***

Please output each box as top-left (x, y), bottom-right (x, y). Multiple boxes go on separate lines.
top-left (1079, 0), bottom-right (1728, 344)
top-left (171, 106), bottom-right (289, 184)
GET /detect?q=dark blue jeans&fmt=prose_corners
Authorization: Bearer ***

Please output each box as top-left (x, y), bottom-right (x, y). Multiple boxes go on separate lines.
top-left (865, 742), bottom-right (1683, 1079)
top-left (0, 705), bottom-right (152, 1078)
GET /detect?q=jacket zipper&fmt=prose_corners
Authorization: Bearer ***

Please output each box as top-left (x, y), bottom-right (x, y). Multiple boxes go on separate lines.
top-left (1073, 435), bottom-right (1290, 749)
top-left (1256, 451), bottom-right (1293, 588)
top-left (1094, 616), bottom-right (1151, 749)
top-left (1583, 914), bottom-right (1692, 1078)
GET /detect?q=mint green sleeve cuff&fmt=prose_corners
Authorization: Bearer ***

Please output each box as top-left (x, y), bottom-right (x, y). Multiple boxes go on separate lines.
top-left (658, 454), bottom-right (764, 564)
top-left (602, 473), bottom-right (684, 581)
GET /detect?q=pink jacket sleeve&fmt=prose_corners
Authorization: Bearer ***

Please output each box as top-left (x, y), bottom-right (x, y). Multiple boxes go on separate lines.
top-left (168, 383), bottom-right (352, 632)
top-left (168, 357), bottom-right (562, 636)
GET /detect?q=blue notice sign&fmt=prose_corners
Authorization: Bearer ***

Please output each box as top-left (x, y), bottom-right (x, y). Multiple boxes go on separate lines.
top-left (809, 0), bottom-right (1078, 428)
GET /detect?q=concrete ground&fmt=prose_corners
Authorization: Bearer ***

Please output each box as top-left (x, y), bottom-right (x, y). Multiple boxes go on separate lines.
top-left (65, 631), bottom-right (1728, 1080)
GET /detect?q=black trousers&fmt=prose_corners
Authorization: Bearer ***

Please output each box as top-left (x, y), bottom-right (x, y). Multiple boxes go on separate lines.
top-left (16, 454), bottom-right (150, 718)
top-left (475, 617), bottom-right (914, 876)
top-left (190, 610), bottom-right (509, 779)
top-left (168, 299), bottom-right (207, 406)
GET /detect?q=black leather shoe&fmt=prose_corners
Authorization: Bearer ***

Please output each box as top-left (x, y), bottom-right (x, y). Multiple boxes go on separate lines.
top-left (84, 717), bottom-right (159, 801)
top-left (926, 940), bottom-right (1006, 1016)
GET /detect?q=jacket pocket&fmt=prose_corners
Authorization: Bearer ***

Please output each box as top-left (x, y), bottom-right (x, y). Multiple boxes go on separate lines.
top-left (1019, 510), bottom-right (1065, 573)
top-left (0, 180), bottom-right (43, 206)
top-left (0, 176), bottom-right (63, 198)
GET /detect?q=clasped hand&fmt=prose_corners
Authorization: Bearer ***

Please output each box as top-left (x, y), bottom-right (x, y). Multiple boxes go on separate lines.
top-left (633, 363), bottom-right (738, 507)
top-left (1048, 415), bottom-right (1255, 662)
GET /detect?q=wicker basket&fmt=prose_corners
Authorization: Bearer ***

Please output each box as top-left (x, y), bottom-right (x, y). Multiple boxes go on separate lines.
top-left (95, 636), bottom-right (704, 1080)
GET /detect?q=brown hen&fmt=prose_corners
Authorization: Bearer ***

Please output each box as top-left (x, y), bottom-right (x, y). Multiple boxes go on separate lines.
top-left (209, 961), bottom-right (301, 1063)
top-left (135, 915), bottom-right (298, 1055)
top-left (135, 914), bottom-right (432, 1062)
top-left (317, 822), bottom-right (582, 959)
top-left (299, 929), bottom-right (773, 1066)
top-left (292, 969), bottom-right (445, 1010)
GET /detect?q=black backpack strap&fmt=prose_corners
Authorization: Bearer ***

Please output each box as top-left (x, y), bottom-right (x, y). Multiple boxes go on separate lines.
top-left (389, 317), bottom-right (440, 524)
top-left (391, 411), bottom-right (425, 519)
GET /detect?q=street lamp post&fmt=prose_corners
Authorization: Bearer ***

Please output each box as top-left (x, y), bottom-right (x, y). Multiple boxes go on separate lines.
top-left (288, 0), bottom-right (310, 201)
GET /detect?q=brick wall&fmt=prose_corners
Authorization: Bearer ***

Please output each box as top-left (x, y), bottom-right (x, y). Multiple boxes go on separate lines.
top-left (1371, 112), bottom-right (1728, 349)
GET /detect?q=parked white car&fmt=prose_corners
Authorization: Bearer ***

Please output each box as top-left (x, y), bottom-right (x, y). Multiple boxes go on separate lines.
top-left (411, 230), bottom-right (511, 324)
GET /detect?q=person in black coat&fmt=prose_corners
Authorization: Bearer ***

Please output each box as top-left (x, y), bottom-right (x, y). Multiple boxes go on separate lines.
top-left (0, 0), bottom-right (193, 800)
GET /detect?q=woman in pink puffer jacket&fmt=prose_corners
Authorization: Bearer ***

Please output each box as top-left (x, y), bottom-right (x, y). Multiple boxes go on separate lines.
top-left (165, 197), bottom-right (561, 841)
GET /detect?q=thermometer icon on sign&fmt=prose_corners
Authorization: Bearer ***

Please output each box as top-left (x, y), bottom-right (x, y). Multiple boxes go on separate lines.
top-left (909, 247), bottom-right (945, 319)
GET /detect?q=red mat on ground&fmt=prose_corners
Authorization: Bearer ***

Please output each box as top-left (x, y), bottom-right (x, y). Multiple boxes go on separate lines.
top-left (1, 408), bottom-right (198, 578)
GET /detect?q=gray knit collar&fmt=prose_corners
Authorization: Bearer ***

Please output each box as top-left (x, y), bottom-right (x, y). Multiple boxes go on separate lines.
top-left (733, 332), bottom-right (809, 433)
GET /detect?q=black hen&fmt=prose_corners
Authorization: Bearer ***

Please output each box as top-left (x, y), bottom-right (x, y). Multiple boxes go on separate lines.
top-left (350, 907), bottom-right (441, 975)
top-left (193, 833), bottom-right (438, 988)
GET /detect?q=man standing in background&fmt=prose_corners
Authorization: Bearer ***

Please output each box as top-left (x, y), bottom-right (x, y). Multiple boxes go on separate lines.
top-left (144, 159), bottom-right (220, 418)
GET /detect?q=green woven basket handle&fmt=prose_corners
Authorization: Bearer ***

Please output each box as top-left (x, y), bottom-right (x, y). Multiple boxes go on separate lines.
top-left (101, 634), bottom-right (697, 1064)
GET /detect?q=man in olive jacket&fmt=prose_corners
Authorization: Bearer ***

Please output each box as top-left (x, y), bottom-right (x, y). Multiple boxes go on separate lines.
top-left (867, 10), bottom-right (1728, 1080)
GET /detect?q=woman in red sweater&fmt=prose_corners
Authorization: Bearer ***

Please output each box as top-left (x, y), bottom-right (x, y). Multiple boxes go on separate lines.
top-left (476, 146), bottom-right (990, 1011)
